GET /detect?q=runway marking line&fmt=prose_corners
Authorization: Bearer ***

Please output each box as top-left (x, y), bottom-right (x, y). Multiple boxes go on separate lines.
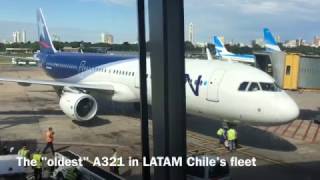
top-left (272, 125), bottom-right (281, 133)
top-left (290, 120), bottom-right (303, 138)
top-left (302, 121), bottom-right (312, 141)
top-left (281, 122), bottom-right (293, 136)
top-left (186, 131), bottom-right (292, 168)
top-left (237, 149), bottom-right (290, 168)
top-left (311, 124), bottom-right (320, 143)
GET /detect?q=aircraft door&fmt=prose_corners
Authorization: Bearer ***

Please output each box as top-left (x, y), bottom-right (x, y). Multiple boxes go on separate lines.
top-left (206, 70), bottom-right (225, 102)
top-left (135, 70), bottom-right (140, 88)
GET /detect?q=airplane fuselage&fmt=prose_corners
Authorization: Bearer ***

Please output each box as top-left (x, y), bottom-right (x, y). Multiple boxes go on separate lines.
top-left (39, 52), bottom-right (299, 126)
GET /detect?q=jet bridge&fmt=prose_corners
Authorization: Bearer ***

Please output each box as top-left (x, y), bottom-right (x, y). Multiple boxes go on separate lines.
top-left (254, 51), bottom-right (320, 90)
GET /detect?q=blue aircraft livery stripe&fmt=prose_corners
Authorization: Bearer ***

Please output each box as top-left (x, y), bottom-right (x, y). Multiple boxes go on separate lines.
top-left (42, 52), bottom-right (136, 79)
top-left (223, 54), bottom-right (255, 58)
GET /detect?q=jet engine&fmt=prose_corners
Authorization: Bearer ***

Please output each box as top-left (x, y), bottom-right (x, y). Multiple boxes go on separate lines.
top-left (59, 92), bottom-right (98, 121)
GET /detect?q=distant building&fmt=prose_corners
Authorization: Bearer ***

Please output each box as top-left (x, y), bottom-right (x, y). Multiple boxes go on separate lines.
top-left (295, 38), bottom-right (306, 46)
top-left (6, 48), bottom-right (33, 54)
top-left (101, 33), bottom-right (114, 44)
top-left (194, 42), bottom-right (206, 47)
top-left (252, 38), bottom-right (264, 47)
top-left (275, 35), bottom-right (281, 43)
top-left (188, 23), bottom-right (194, 44)
top-left (100, 33), bottom-right (105, 43)
top-left (13, 31), bottom-right (20, 43)
top-left (12, 30), bottom-right (26, 43)
top-left (63, 46), bottom-right (80, 52)
top-left (21, 30), bottom-right (26, 43)
top-left (313, 36), bottom-right (320, 47)
top-left (284, 40), bottom-right (298, 47)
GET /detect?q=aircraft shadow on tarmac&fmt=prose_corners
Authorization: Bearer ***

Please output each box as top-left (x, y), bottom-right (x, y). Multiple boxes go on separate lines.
top-left (72, 116), bottom-right (111, 127)
top-left (0, 109), bottom-right (63, 115)
top-left (0, 100), bottom-right (300, 151)
top-left (186, 115), bottom-right (297, 152)
top-left (299, 108), bottom-right (320, 120)
top-left (231, 160), bottom-right (319, 180)
top-left (0, 139), bottom-right (39, 154)
top-left (0, 116), bottom-right (43, 130)
top-left (98, 102), bottom-right (297, 152)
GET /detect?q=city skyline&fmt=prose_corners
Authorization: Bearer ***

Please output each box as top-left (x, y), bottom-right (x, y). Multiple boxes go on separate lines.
top-left (0, 0), bottom-right (319, 43)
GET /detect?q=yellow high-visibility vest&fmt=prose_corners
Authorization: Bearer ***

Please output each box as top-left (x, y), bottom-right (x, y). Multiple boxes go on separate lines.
top-left (18, 148), bottom-right (29, 158)
top-left (217, 128), bottom-right (224, 136)
top-left (227, 129), bottom-right (236, 141)
top-left (18, 149), bottom-right (24, 156)
top-left (112, 152), bottom-right (121, 166)
top-left (32, 153), bottom-right (42, 169)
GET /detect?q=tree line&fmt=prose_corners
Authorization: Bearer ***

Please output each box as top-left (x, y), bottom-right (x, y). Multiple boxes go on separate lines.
top-left (0, 41), bottom-right (320, 55)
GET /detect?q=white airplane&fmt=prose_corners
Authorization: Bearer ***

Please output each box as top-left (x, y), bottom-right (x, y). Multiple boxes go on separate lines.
top-left (0, 9), bottom-right (299, 126)
top-left (213, 36), bottom-right (256, 64)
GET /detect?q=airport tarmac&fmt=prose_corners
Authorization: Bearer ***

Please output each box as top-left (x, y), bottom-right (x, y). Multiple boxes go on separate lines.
top-left (0, 65), bottom-right (319, 179)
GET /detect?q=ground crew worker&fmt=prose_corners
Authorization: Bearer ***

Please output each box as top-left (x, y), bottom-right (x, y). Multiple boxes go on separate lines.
top-left (32, 149), bottom-right (43, 180)
top-left (65, 167), bottom-right (79, 180)
top-left (216, 128), bottom-right (225, 144)
top-left (42, 127), bottom-right (55, 155)
top-left (18, 144), bottom-right (30, 159)
top-left (227, 128), bottom-right (237, 151)
top-left (110, 148), bottom-right (120, 175)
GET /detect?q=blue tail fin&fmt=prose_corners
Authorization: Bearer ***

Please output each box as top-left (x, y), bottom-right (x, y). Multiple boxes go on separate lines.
top-left (37, 8), bottom-right (56, 54)
top-left (263, 28), bottom-right (281, 52)
top-left (213, 36), bottom-right (232, 57)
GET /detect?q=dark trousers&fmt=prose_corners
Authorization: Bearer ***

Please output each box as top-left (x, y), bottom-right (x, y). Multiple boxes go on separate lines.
top-left (110, 166), bottom-right (119, 175)
top-left (42, 142), bottom-right (54, 155)
top-left (34, 168), bottom-right (42, 180)
top-left (219, 136), bottom-right (225, 144)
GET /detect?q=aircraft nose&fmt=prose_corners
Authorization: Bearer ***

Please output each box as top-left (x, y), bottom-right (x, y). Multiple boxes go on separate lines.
top-left (277, 96), bottom-right (300, 123)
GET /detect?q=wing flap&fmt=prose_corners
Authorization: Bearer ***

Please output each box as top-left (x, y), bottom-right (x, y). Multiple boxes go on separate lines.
top-left (0, 77), bottom-right (114, 92)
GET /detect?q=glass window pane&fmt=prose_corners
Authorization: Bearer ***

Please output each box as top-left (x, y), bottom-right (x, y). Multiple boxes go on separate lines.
top-left (238, 82), bottom-right (249, 91)
top-left (248, 82), bottom-right (260, 91)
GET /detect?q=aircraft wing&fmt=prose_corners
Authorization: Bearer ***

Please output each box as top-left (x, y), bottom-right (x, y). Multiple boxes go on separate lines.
top-left (0, 77), bottom-right (114, 92)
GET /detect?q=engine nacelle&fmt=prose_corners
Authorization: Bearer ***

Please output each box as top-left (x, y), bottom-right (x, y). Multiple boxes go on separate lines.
top-left (59, 92), bottom-right (98, 121)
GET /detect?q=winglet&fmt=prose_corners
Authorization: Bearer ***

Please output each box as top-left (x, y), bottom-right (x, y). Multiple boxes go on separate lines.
top-left (37, 8), bottom-right (56, 54)
top-left (263, 28), bottom-right (281, 52)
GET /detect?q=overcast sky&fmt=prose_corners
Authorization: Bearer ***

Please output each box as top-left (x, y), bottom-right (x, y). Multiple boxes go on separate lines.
top-left (0, 0), bottom-right (319, 43)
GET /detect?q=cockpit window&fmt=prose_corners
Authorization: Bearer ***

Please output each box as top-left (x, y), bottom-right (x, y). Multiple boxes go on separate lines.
top-left (238, 82), bottom-right (249, 91)
top-left (248, 82), bottom-right (260, 91)
top-left (259, 82), bottom-right (281, 92)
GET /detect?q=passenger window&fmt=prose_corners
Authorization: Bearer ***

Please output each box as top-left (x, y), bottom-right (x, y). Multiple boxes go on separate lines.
top-left (248, 82), bottom-right (260, 91)
top-left (238, 82), bottom-right (249, 91)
